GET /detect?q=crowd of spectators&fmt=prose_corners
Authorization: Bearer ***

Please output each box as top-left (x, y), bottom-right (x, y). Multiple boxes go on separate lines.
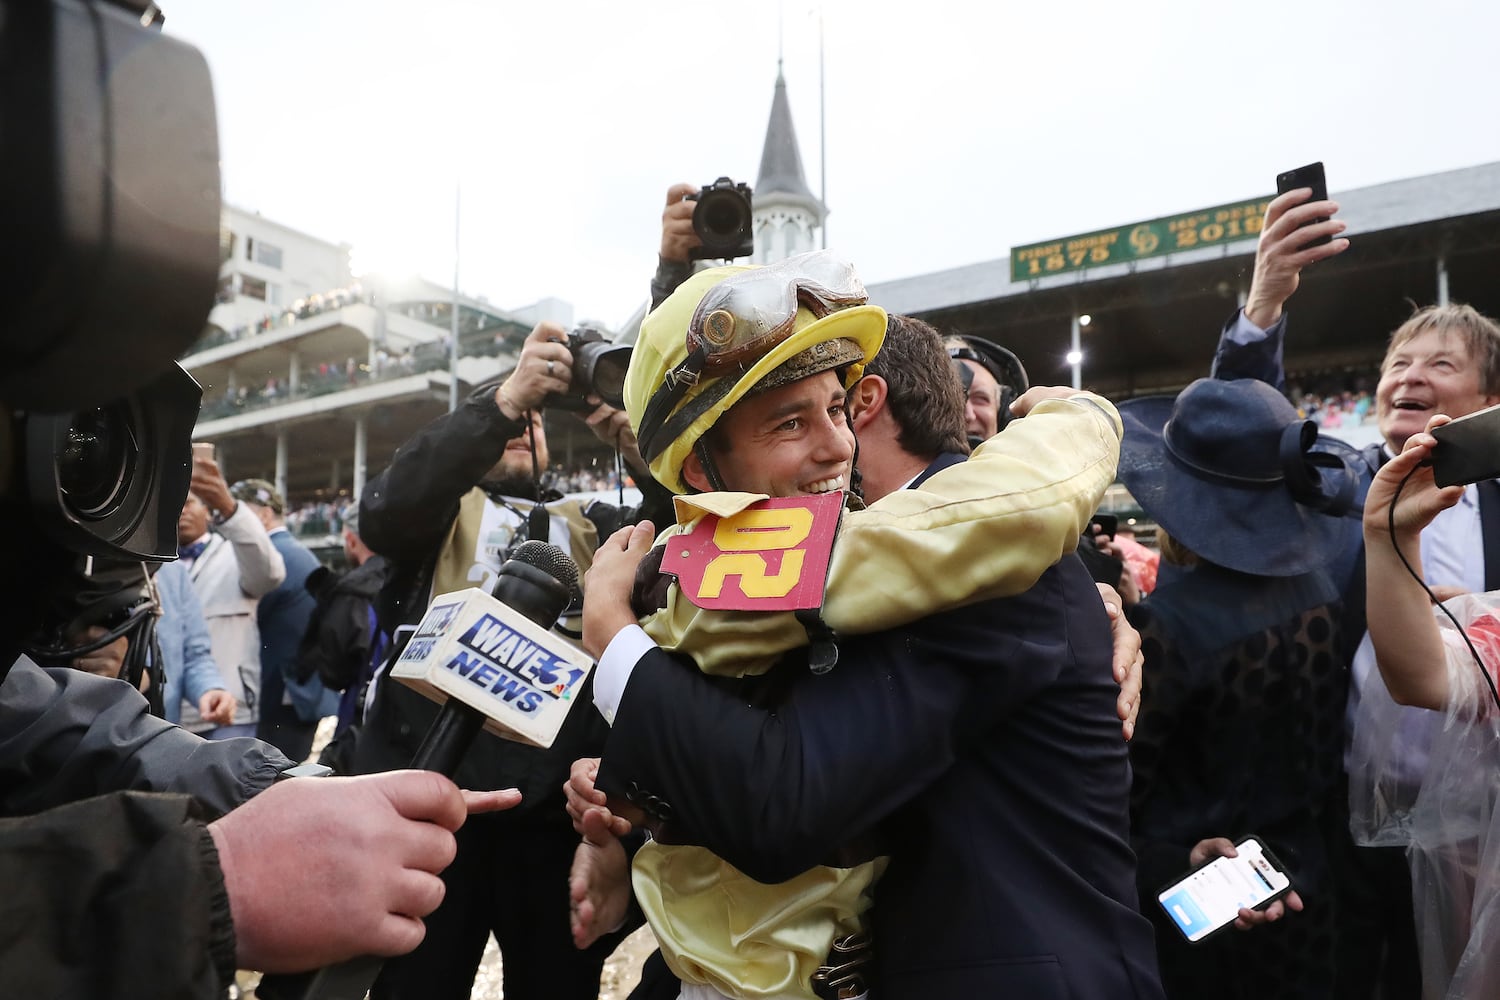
top-left (1293, 387), bottom-right (1377, 429)
top-left (206, 283), bottom-right (374, 347)
top-left (285, 496), bottom-right (356, 538)
top-left (548, 461), bottom-right (632, 495)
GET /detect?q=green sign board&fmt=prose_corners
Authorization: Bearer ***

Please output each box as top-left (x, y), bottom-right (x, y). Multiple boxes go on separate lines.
top-left (1010, 197), bottom-right (1272, 282)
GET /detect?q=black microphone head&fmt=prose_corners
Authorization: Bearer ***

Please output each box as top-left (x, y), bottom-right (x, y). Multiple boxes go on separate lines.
top-left (510, 540), bottom-right (579, 592)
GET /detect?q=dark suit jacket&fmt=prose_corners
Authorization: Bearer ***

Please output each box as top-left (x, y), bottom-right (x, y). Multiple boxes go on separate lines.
top-left (598, 457), bottom-right (1164, 998)
top-left (260, 529), bottom-right (336, 722)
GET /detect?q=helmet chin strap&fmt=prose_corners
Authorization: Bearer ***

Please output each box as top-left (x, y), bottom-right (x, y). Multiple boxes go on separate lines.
top-left (693, 438), bottom-right (729, 492)
top-left (846, 408), bottom-right (864, 504)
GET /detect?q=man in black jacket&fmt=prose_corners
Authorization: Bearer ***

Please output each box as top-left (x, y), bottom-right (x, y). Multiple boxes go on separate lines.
top-left (298, 508), bottom-right (390, 741)
top-left (353, 320), bottom-right (671, 1000)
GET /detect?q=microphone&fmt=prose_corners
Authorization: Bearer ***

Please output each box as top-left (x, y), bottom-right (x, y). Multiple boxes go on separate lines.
top-left (405, 540), bottom-right (581, 774)
top-left (256, 541), bottom-right (585, 1000)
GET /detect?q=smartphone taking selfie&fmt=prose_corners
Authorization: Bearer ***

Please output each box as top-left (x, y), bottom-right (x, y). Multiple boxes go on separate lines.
top-left (1157, 836), bottom-right (1293, 943)
top-left (1431, 402), bottom-right (1500, 487)
top-left (1275, 161), bottom-right (1332, 248)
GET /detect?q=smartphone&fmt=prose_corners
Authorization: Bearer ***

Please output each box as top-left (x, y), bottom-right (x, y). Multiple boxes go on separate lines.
top-left (191, 441), bottom-right (216, 464)
top-left (1275, 161), bottom-right (1331, 248)
top-left (1431, 403), bottom-right (1500, 487)
top-left (1156, 836), bottom-right (1294, 944)
top-left (1089, 513), bottom-right (1118, 540)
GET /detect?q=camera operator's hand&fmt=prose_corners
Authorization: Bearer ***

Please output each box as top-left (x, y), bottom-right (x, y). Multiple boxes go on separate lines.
top-left (69, 625), bottom-right (128, 679)
top-left (582, 398), bottom-right (649, 478)
top-left (660, 182), bottom-right (703, 263)
top-left (496, 322), bottom-right (573, 419)
top-left (1243, 188), bottom-right (1350, 330)
top-left (211, 771), bottom-right (521, 973)
top-left (198, 689), bottom-right (236, 727)
top-left (190, 454), bottom-right (238, 519)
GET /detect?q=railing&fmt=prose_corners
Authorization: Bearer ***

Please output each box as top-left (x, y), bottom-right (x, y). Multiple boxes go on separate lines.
top-left (197, 333), bottom-right (519, 420)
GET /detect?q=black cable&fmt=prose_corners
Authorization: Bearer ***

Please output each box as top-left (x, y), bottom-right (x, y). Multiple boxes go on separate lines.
top-left (616, 448), bottom-right (626, 508)
top-left (1387, 466), bottom-right (1500, 714)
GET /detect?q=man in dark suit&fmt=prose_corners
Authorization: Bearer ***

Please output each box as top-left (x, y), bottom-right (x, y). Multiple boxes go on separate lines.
top-left (231, 478), bottom-right (337, 762)
top-left (1211, 186), bottom-right (1500, 998)
top-left (575, 289), bottom-right (1163, 998)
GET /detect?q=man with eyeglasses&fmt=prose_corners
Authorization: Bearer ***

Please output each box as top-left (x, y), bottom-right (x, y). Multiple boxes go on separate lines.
top-left (571, 254), bottom-right (1164, 999)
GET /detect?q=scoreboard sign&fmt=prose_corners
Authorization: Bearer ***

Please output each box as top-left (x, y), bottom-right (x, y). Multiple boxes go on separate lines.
top-left (1010, 196), bottom-right (1271, 281)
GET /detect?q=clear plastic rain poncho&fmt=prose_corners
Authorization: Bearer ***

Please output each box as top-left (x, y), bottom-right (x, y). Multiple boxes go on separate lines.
top-left (1348, 592), bottom-right (1500, 999)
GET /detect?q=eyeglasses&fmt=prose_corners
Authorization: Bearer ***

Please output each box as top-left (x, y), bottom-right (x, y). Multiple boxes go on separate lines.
top-left (637, 250), bottom-right (867, 463)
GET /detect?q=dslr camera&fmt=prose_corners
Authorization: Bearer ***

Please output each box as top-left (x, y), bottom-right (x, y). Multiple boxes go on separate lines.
top-left (687, 176), bottom-right (754, 260)
top-left (546, 327), bottom-right (632, 412)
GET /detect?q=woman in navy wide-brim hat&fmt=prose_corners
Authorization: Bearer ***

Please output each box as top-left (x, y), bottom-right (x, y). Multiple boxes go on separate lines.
top-left (1120, 378), bottom-right (1360, 1000)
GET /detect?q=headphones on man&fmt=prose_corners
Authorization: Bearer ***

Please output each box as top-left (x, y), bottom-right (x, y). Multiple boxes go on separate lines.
top-left (947, 337), bottom-right (1030, 437)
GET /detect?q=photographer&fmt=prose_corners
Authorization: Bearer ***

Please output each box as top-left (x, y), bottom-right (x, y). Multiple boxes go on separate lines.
top-left (650, 178), bottom-right (755, 309)
top-left (351, 320), bottom-right (671, 1000)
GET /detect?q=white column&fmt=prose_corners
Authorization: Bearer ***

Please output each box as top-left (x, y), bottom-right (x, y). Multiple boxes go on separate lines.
top-left (274, 431), bottom-right (288, 501)
top-left (353, 415), bottom-right (368, 502)
top-left (288, 351), bottom-right (301, 394)
top-left (1436, 254), bottom-right (1450, 306)
top-left (1070, 314), bottom-right (1082, 390)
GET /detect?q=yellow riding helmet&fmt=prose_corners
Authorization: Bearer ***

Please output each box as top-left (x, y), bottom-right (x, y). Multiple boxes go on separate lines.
top-left (625, 257), bottom-right (887, 494)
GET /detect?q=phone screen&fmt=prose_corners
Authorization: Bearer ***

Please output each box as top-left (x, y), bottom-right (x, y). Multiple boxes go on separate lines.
top-left (1157, 839), bottom-right (1291, 943)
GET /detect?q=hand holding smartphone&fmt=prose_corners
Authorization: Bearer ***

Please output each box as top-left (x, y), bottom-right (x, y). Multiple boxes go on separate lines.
top-left (1275, 162), bottom-right (1332, 248)
top-left (191, 441), bottom-right (216, 464)
top-left (1431, 402), bottom-right (1500, 487)
top-left (1157, 836), bottom-right (1294, 943)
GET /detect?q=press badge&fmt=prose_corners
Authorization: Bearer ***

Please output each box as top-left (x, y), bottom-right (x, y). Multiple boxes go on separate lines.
top-left (660, 493), bottom-right (844, 612)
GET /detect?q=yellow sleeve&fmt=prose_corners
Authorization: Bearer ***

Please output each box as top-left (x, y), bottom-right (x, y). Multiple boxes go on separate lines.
top-left (820, 392), bottom-right (1120, 633)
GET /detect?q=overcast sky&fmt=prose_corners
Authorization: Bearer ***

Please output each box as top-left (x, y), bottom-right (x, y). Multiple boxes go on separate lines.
top-left (165, 0), bottom-right (1500, 330)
